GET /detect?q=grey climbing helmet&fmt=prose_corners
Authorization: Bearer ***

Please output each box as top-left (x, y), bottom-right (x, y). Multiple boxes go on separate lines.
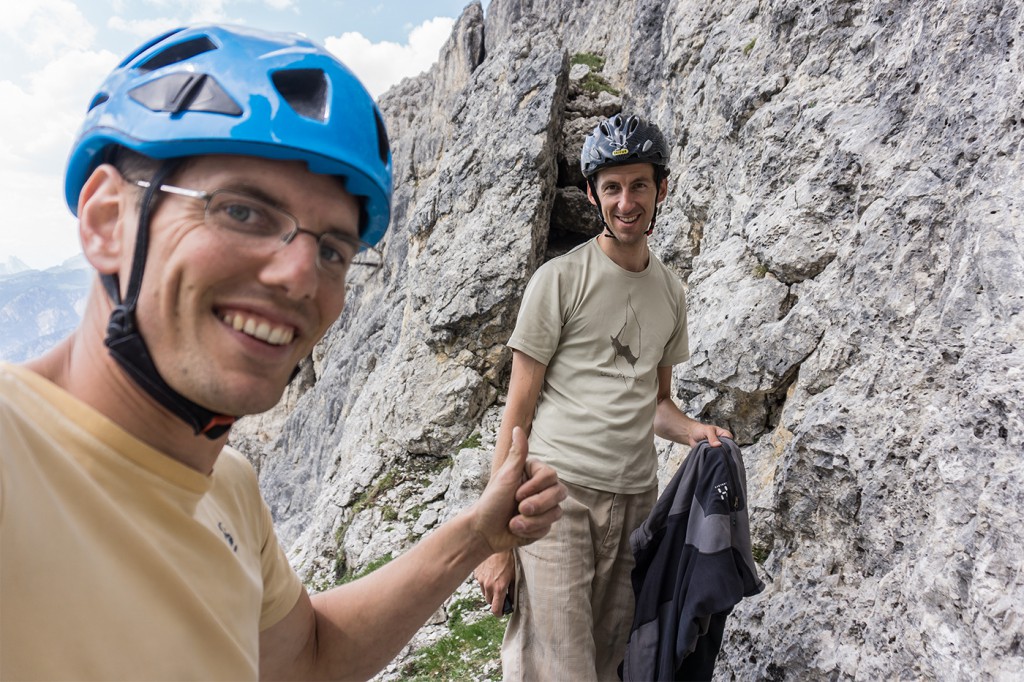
top-left (580, 114), bottom-right (669, 178)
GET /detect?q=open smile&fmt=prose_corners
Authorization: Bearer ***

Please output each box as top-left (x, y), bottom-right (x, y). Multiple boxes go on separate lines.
top-left (616, 214), bottom-right (641, 224)
top-left (219, 310), bottom-right (296, 346)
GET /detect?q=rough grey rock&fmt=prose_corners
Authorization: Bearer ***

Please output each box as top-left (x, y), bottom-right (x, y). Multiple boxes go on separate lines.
top-left (232, 0), bottom-right (1024, 678)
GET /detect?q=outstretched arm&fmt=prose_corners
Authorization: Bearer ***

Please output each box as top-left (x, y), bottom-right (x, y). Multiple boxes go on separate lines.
top-left (653, 365), bottom-right (732, 447)
top-left (259, 425), bottom-right (565, 681)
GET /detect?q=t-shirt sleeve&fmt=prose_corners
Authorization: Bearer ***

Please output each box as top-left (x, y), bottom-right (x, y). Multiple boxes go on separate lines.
top-left (257, 500), bottom-right (304, 631)
top-left (507, 264), bottom-right (564, 365)
top-left (659, 279), bottom-right (689, 366)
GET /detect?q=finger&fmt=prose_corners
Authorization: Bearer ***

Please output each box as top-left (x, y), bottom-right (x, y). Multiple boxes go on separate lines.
top-left (516, 478), bottom-right (567, 516)
top-left (509, 426), bottom-right (527, 468)
top-left (498, 426), bottom-right (528, 486)
top-left (489, 591), bottom-right (504, 616)
top-left (510, 504), bottom-right (564, 538)
top-left (515, 459), bottom-right (559, 501)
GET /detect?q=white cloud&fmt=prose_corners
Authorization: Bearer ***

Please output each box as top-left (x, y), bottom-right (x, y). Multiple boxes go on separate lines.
top-left (0, 6), bottom-right (458, 269)
top-left (0, 46), bottom-right (113, 269)
top-left (0, 0), bottom-right (95, 61)
top-left (0, 1), bottom-right (114, 269)
top-left (325, 17), bottom-right (454, 99)
top-left (107, 15), bottom-right (186, 39)
top-left (0, 48), bottom-right (118, 173)
top-left (106, 0), bottom-right (238, 36)
top-left (0, 166), bottom-right (81, 270)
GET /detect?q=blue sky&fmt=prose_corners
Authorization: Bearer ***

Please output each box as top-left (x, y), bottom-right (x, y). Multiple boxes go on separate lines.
top-left (0, 0), bottom-right (489, 270)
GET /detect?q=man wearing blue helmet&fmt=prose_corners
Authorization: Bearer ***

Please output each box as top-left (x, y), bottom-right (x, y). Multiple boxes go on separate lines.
top-left (473, 114), bottom-right (731, 681)
top-left (0, 25), bottom-right (565, 680)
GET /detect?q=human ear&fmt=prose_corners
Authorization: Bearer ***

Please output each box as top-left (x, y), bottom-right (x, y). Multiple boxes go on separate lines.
top-left (78, 165), bottom-right (132, 276)
top-left (586, 181), bottom-right (598, 206)
top-left (657, 177), bottom-right (669, 203)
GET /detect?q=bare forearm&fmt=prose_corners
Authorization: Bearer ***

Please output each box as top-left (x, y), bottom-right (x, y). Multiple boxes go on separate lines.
top-left (654, 396), bottom-right (732, 447)
top-left (308, 512), bottom-right (493, 680)
top-left (303, 422), bottom-right (562, 679)
top-left (654, 395), bottom-right (699, 443)
top-left (489, 350), bottom-right (545, 480)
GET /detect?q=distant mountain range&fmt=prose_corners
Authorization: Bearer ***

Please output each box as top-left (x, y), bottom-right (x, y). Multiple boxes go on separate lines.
top-left (0, 255), bottom-right (92, 363)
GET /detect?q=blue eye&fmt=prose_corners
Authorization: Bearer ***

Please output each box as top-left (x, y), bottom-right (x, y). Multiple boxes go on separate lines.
top-left (207, 192), bottom-right (280, 236)
top-left (224, 203), bottom-right (253, 222)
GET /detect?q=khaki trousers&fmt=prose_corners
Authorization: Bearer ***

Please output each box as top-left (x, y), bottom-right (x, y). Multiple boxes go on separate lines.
top-left (501, 480), bottom-right (657, 681)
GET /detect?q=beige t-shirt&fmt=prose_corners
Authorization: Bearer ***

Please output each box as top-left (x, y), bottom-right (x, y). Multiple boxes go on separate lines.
top-left (508, 238), bottom-right (689, 493)
top-left (0, 363), bottom-right (303, 681)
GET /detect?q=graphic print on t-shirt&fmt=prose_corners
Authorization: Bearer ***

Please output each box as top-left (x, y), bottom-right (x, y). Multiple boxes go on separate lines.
top-left (609, 295), bottom-right (642, 385)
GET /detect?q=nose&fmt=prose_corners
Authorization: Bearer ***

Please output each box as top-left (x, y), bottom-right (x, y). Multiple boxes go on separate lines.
top-left (617, 187), bottom-right (639, 211)
top-left (259, 232), bottom-right (321, 300)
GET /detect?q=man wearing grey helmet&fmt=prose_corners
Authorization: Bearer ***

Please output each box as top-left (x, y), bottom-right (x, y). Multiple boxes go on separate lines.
top-left (474, 114), bottom-right (731, 681)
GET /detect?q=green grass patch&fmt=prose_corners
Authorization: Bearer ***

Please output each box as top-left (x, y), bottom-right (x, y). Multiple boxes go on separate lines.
top-left (400, 596), bottom-right (508, 680)
top-left (405, 503), bottom-right (428, 521)
top-left (459, 432), bottom-right (483, 450)
top-left (570, 52), bottom-right (605, 71)
top-left (743, 38), bottom-right (757, 55)
top-left (329, 471), bottom-right (401, 586)
top-left (581, 73), bottom-right (618, 96)
top-left (570, 52), bottom-right (619, 96)
top-left (353, 470), bottom-right (398, 515)
top-left (337, 553), bottom-right (394, 586)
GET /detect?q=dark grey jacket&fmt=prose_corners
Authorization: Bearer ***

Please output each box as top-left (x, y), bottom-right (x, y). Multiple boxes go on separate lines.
top-left (622, 438), bottom-right (765, 681)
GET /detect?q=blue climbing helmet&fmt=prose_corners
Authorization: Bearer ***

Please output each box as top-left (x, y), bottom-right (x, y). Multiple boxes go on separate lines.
top-left (64, 23), bottom-right (393, 245)
top-left (62, 25), bottom-right (393, 440)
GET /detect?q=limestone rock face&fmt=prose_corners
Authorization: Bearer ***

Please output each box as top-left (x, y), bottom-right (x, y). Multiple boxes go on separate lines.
top-left (232, 0), bottom-right (1024, 677)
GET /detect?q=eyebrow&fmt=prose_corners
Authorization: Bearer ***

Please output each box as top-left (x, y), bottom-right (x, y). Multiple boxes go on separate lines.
top-left (599, 178), bottom-right (650, 189)
top-left (219, 181), bottom-right (360, 237)
top-left (213, 182), bottom-right (285, 213)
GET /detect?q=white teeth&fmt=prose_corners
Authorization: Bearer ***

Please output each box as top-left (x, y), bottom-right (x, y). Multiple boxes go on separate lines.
top-left (222, 313), bottom-right (295, 346)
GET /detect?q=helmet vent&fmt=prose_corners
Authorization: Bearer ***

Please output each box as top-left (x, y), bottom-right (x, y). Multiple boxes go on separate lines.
top-left (374, 109), bottom-right (391, 164)
top-left (272, 69), bottom-right (328, 122)
top-left (129, 73), bottom-right (242, 116)
top-left (88, 93), bottom-right (109, 111)
top-left (137, 36), bottom-right (217, 73)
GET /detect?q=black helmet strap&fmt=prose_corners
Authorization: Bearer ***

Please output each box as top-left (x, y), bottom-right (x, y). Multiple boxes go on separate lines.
top-left (101, 159), bottom-right (237, 440)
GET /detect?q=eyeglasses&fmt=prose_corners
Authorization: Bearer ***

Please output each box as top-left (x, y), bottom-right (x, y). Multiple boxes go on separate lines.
top-left (134, 180), bottom-right (383, 283)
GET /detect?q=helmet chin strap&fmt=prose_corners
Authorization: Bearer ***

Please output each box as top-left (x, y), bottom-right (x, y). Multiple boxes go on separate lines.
top-left (102, 160), bottom-right (237, 440)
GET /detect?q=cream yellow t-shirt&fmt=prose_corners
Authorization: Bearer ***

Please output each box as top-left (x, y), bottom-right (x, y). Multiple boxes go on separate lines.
top-left (0, 363), bottom-right (303, 681)
top-left (508, 238), bottom-right (690, 493)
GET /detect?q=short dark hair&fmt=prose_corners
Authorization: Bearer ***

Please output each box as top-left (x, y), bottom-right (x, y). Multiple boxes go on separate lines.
top-left (103, 146), bottom-right (163, 183)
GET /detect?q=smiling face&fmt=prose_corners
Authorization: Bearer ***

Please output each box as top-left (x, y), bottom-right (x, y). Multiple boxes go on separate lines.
top-left (587, 162), bottom-right (668, 245)
top-left (129, 154), bottom-right (361, 416)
